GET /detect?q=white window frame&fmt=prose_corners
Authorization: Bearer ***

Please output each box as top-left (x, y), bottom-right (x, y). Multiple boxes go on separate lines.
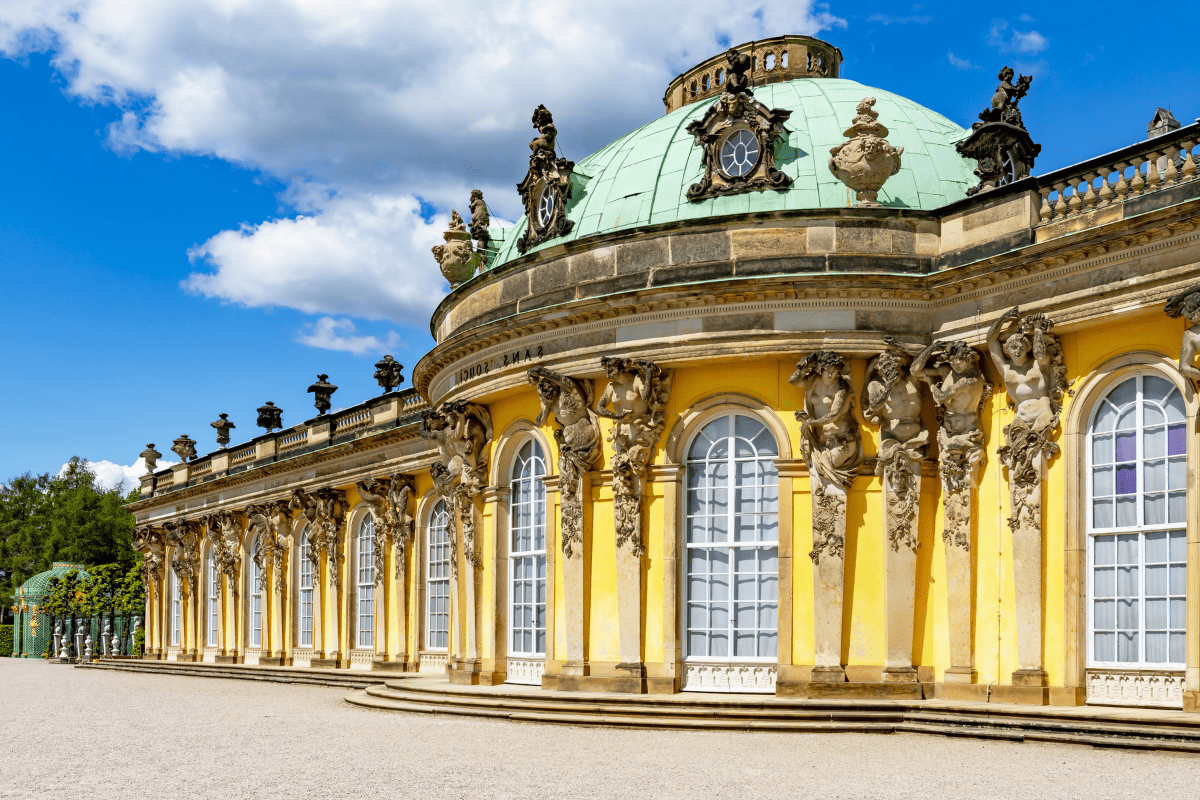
top-left (298, 526), bottom-right (314, 648)
top-left (356, 515), bottom-right (375, 649)
top-left (1086, 372), bottom-right (1187, 670)
top-left (425, 501), bottom-right (451, 651)
top-left (683, 412), bottom-right (780, 664)
top-left (249, 536), bottom-right (263, 649)
top-left (509, 440), bottom-right (547, 658)
top-left (207, 551), bottom-right (219, 646)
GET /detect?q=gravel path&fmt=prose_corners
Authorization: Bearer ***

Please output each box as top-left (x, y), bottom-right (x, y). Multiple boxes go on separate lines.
top-left (2, 658), bottom-right (1197, 800)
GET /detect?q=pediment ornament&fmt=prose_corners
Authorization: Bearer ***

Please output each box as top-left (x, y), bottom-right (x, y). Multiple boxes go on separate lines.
top-left (517, 105), bottom-right (575, 254)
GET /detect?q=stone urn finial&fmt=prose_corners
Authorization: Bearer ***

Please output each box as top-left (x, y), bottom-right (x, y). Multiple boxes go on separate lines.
top-left (140, 444), bottom-right (162, 472)
top-left (828, 97), bottom-right (903, 207)
top-left (257, 402), bottom-right (284, 433)
top-left (373, 355), bottom-right (404, 394)
top-left (170, 435), bottom-right (197, 462)
top-left (210, 414), bottom-right (235, 448)
top-left (307, 374), bottom-right (338, 416)
top-left (432, 209), bottom-right (482, 288)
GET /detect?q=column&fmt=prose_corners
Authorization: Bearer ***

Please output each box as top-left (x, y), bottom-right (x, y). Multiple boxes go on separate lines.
top-left (484, 486), bottom-right (509, 682)
top-left (649, 464), bottom-right (683, 693)
top-left (560, 476), bottom-right (591, 678)
top-left (541, 477), bottom-right (559, 678)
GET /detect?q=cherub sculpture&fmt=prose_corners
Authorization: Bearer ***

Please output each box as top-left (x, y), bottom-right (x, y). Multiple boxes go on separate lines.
top-left (724, 47), bottom-right (753, 96)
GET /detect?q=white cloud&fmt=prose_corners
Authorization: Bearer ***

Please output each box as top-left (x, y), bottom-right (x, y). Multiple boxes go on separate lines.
top-left (947, 52), bottom-right (978, 71)
top-left (0, 1), bottom-right (846, 333)
top-left (63, 458), bottom-right (179, 492)
top-left (297, 316), bottom-right (401, 355)
top-left (184, 191), bottom-right (448, 321)
top-left (987, 19), bottom-right (1048, 55)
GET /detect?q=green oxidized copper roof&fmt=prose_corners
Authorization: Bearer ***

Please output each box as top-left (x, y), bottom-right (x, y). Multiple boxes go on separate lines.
top-left (15, 562), bottom-right (89, 601)
top-left (490, 78), bottom-right (974, 268)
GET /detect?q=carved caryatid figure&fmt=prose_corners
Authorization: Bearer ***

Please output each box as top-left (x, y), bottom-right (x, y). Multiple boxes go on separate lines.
top-left (313, 488), bottom-right (348, 591)
top-left (517, 105), bottom-right (575, 254)
top-left (862, 339), bottom-right (928, 552)
top-left (790, 351), bottom-right (863, 562)
top-left (529, 366), bottom-right (601, 558)
top-left (386, 474), bottom-right (416, 571)
top-left (1164, 284), bottom-right (1200, 386)
top-left (829, 98), bottom-right (903, 207)
top-left (356, 478), bottom-right (393, 586)
top-left (212, 510), bottom-right (244, 584)
top-left (594, 357), bottom-right (672, 556)
top-left (987, 306), bottom-right (1069, 682)
top-left (133, 525), bottom-right (166, 593)
top-left (288, 488), bottom-right (321, 570)
top-left (165, 520), bottom-right (200, 596)
top-left (432, 210), bottom-right (482, 288)
top-left (418, 402), bottom-right (493, 569)
top-left (913, 338), bottom-right (992, 549)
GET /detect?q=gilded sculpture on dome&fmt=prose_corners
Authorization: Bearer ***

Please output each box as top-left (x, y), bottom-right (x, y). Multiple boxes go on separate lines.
top-left (829, 97), bottom-right (903, 207)
top-left (516, 105), bottom-right (575, 254)
top-left (530, 366), bottom-right (600, 558)
top-left (685, 48), bottom-right (792, 202)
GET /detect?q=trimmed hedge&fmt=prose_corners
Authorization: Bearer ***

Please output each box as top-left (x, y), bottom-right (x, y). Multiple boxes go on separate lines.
top-left (0, 624), bottom-right (12, 657)
top-left (132, 626), bottom-right (144, 657)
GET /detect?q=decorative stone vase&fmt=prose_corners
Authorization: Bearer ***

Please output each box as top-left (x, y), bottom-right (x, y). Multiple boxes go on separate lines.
top-left (828, 97), bottom-right (903, 207)
top-left (432, 211), bottom-right (482, 288)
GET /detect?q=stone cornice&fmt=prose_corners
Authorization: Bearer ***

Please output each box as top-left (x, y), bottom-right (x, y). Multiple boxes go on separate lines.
top-left (415, 200), bottom-right (1200, 399)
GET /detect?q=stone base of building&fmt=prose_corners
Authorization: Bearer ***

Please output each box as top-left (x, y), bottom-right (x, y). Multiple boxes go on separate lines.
top-left (257, 655), bottom-right (286, 666)
top-left (448, 659), bottom-right (504, 685)
top-left (777, 681), bottom-right (925, 699)
top-left (1185, 691), bottom-right (1200, 712)
top-left (311, 657), bottom-right (345, 669)
top-left (214, 654), bottom-right (239, 664)
top-left (371, 658), bottom-right (413, 672)
top-left (540, 661), bottom-right (664, 694)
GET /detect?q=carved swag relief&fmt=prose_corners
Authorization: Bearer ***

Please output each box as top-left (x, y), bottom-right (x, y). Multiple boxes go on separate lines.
top-left (529, 366), bottom-right (600, 558)
top-left (594, 357), bottom-right (672, 557)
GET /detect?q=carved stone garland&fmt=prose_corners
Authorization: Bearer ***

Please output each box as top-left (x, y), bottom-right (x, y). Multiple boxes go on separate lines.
top-left (419, 401), bottom-right (493, 667)
top-left (594, 357), bottom-right (672, 676)
top-left (530, 366), bottom-right (601, 675)
top-left (913, 337), bottom-right (992, 683)
top-left (516, 105), bottom-right (574, 254)
top-left (791, 352), bottom-right (863, 683)
top-left (988, 307), bottom-right (1069, 687)
top-left (685, 58), bottom-right (792, 202)
top-left (862, 342), bottom-right (928, 682)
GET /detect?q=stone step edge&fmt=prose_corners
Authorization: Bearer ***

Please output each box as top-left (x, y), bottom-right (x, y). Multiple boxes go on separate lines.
top-left (84, 658), bottom-right (391, 680)
top-left (345, 692), bottom-right (1200, 752)
top-left (77, 663), bottom-right (384, 688)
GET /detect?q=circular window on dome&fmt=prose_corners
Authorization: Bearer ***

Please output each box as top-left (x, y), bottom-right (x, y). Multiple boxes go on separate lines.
top-left (537, 183), bottom-right (555, 229)
top-left (719, 128), bottom-right (760, 178)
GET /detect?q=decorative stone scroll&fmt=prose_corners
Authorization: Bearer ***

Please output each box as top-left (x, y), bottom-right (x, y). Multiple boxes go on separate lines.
top-left (987, 306), bottom-right (1069, 686)
top-left (1164, 284), bottom-right (1200, 385)
top-left (862, 339), bottom-right (928, 682)
top-left (956, 66), bottom-right (1041, 195)
top-left (432, 210), bottom-right (482, 288)
top-left (790, 351), bottom-right (863, 683)
top-left (913, 336), bottom-right (991, 682)
top-left (685, 50), bottom-right (792, 202)
top-left (529, 366), bottom-right (600, 558)
top-left (516, 105), bottom-right (575, 254)
top-left (829, 98), bottom-right (903, 207)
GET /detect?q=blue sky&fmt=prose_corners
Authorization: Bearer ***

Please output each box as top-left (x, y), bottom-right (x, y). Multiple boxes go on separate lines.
top-left (0, 1), bottom-right (1195, 488)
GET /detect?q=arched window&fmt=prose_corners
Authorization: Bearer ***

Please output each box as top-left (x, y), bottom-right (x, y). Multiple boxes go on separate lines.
top-left (510, 440), bottom-right (547, 660)
top-left (170, 570), bottom-right (180, 647)
top-left (207, 550), bottom-right (219, 646)
top-left (1088, 373), bottom-right (1187, 667)
top-left (357, 515), bottom-right (375, 649)
top-left (685, 414), bottom-right (779, 662)
top-left (425, 501), bottom-right (451, 650)
top-left (249, 536), bottom-right (263, 648)
top-left (298, 525), bottom-right (314, 648)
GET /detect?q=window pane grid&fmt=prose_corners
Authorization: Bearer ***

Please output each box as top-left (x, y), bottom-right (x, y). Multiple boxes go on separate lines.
top-left (357, 517), bottom-right (375, 648)
top-left (250, 538), bottom-right (262, 648)
top-left (207, 554), bottom-right (219, 645)
top-left (171, 574), bottom-right (180, 647)
top-left (425, 502), bottom-right (451, 650)
top-left (685, 414), bottom-right (778, 662)
top-left (511, 440), bottom-right (547, 657)
top-left (1088, 373), bottom-right (1187, 669)
top-left (299, 527), bottom-right (313, 648)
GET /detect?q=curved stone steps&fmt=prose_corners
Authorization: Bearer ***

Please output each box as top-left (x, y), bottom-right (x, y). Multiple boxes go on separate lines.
top-left (348, 681), bottom-right (1200, 752)
top-left (77, 659), bottom-right (391, 689)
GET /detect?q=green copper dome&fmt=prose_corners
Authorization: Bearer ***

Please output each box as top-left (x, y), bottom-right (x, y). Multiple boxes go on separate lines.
top-left (491, 78), bottom-right (974, 267)
top-left (14, 562), bottom-right (89, 602)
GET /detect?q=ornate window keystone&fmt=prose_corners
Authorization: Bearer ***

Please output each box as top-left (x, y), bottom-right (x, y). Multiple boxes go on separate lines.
top-left (516, 105), bottom-right (575, 254)
top-left (956, 66), bottom-right (1042, 195)
top-left (685, 52), bottom-right (792, 202)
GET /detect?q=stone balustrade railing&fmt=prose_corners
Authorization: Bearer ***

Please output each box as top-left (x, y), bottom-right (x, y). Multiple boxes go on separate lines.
top-left (1036, 122), bottom-right (1199, 226)
top-left (277, 429), bottom-right (309, 452)
top-left (333, 408), bottom-right (372, 435)
top-left (190, 459), bottom-right (212, 478)
top-left (229, 444), bottom-right (258, 467)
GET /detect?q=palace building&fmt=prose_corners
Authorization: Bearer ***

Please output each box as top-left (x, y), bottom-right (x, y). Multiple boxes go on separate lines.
top-left (127, 35), bottom-right (1200, 711)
